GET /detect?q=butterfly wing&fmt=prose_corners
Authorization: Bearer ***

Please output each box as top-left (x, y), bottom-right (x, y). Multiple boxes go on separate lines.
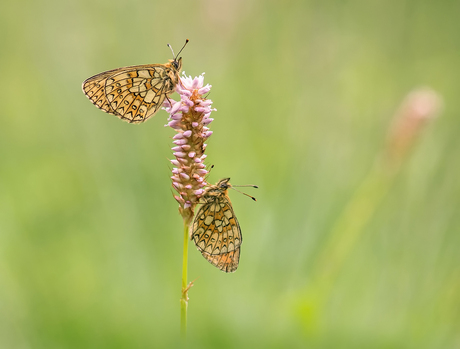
top-left (200, 249), bottom-right (240, 273)
top-left (82, 64), bottom-right (175, 124)
top-left (191, 196), bottom-right (242, 273)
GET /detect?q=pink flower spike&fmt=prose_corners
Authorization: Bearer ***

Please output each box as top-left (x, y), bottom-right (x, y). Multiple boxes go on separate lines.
top-left (192, 77), bottom-right (200, 89)
top-left (163, 99), bottom-right (174, 108)
top-left (173, 182), bottom-right (183, 189)
top-left (180, 106), bottom-right (190, 113)
top-left (168, 120), bottom-right (180, 128)
top-left (179, 75), bottom-right (193, 88)
top-left (200, 100), bottom-right (213, 107)
top-left (165, 72), bottom-right (215, 220)
top-left (178, 89), bottom-right (192, 97)
top-left (170, 101), bottom-right (182, 114)
top-left (173, 139), bottom-right (187, 145)
top-left (174, 195), bottom-right (184, 203)
top-left (194, 189), bottom-right (204, 196)
top-left (184, 99), bottom-right (194, 107)
top-left (198, 85), bottom-right (211, 95)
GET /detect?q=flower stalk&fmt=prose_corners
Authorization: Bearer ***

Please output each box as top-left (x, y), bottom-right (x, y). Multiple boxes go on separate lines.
top-left (180, 218), bottom-right (189, 336)
top-left (164, 72), bottom-right (214, 337)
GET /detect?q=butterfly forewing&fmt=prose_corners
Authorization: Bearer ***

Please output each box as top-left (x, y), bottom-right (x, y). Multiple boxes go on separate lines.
top-left (82, 60), bottom-right (182, 124)
top-left (191, 179), bottom-right (242, 273)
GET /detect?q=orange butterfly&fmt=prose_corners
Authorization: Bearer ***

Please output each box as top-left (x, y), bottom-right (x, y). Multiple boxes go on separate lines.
top-left (191, 178), bottom-right (257, 272)
top-left (82, 40), bottom-right (188, 124)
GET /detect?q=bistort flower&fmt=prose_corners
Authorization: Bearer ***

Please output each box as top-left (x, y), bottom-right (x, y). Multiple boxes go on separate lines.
top-left (164, 72), bottom-right (215, 224)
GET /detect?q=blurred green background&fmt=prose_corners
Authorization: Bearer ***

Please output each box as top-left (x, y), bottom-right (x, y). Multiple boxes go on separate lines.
top-left (1, 0), bottom-right (460, 348)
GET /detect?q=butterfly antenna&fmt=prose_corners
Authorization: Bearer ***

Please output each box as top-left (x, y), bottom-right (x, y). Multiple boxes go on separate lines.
top-left (230, 186), bottom-right (257, 201)
top-left (167, 43), bottom-right (176, 60)
top-left (205, 165), bottom-right (215, 182)
top-left (176, 39), bottom-right (189, 58)
top-left (232, 184), bottom-right (259, 189)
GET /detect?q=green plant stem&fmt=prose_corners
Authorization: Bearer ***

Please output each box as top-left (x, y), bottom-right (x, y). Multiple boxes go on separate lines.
top-left (180, 218), bottom-right (190, 338)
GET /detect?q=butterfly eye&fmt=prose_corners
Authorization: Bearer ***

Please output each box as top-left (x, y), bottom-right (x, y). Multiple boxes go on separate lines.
top-left (172, 61), bottom-right (179, 69)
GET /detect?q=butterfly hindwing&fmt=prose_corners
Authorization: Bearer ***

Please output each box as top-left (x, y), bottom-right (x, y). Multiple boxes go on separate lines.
top-left (191, 182), bottom-right (242, 273)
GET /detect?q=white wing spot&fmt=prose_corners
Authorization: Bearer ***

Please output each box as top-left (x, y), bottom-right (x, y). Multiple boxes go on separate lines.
top-left (144, 90), bottom-right (156, 103)
top-left (138, 70), bottom-right (151, 79)
top-left (204, 215), bottom-right (213, 225)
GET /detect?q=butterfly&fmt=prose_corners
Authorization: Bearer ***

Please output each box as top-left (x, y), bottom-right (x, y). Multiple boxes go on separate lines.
top-left (82, 40), bottom-right (188, 124)
top-left (191, 178), bottom-right (257, 273)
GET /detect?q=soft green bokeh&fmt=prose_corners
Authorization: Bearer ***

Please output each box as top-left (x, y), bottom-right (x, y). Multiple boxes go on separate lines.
top-left (1, 0), bottom-right (459, 348)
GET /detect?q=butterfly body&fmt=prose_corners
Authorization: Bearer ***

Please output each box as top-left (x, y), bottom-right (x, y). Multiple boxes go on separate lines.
top-left (191, 178), bottom-right (242, 273)
top-left (82, 58), bottom-right (182, 124)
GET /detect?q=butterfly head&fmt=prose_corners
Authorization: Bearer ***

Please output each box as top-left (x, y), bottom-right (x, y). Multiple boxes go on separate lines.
top-left (216, 178), bottom-right (231, 190)
top-left (171, 57), bottom-right (182, 71)
top-left (201, 178), bottom-right (231, 200)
